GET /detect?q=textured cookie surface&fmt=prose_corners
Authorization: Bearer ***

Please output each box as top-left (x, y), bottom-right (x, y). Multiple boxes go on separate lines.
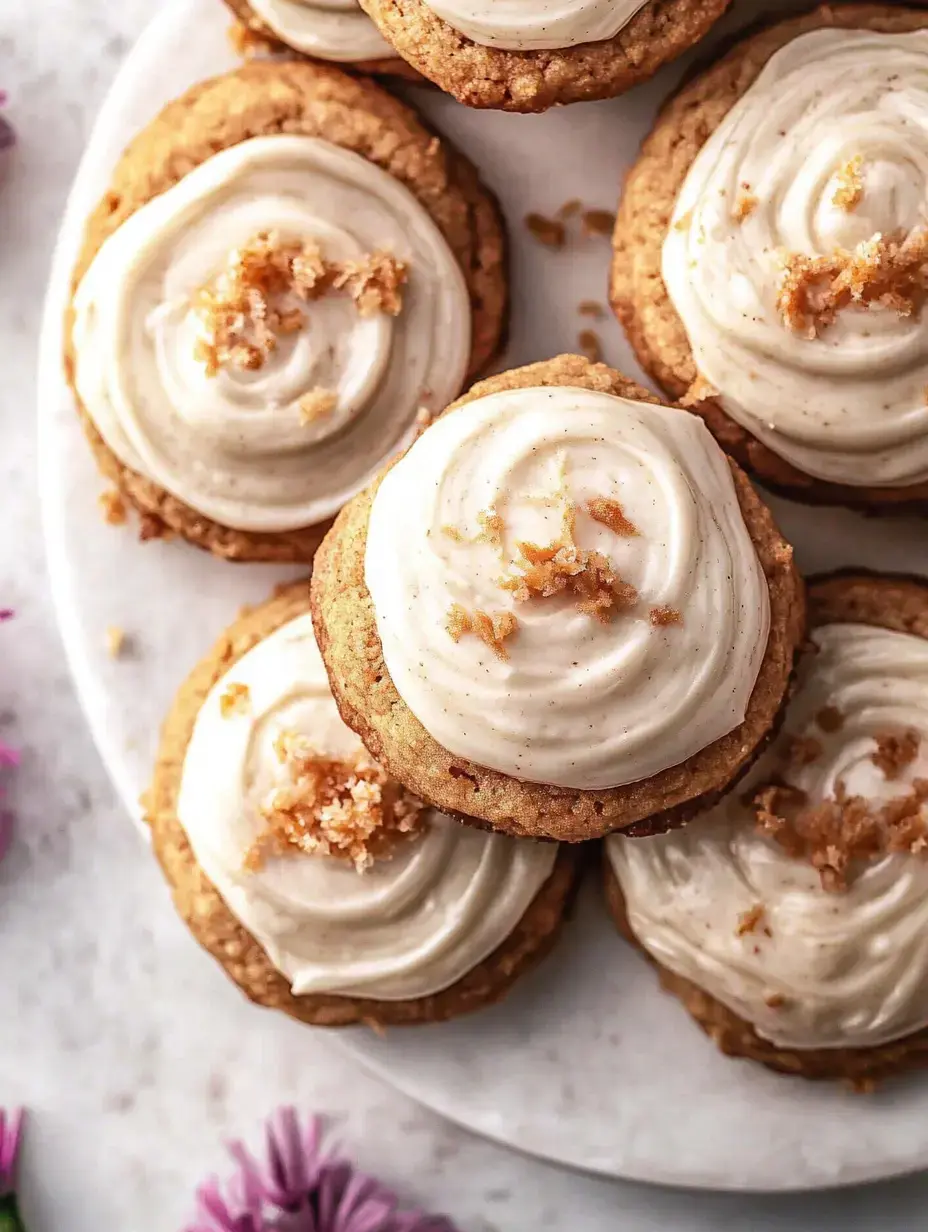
top-left (311, 354), bottom-right (805, 843)
top-left (359, 0), bottom-right (730, 111)
top-left (65, 60), bottom-right (507, 561)
top-left (604, 572), bottom-right (928, 1085)
top-left (148, 579), bottom-right (580, 1027)
top-left (611, 3), bottom-right (928, 511)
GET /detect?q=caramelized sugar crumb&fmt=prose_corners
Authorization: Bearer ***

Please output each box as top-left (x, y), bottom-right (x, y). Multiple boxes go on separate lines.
top-left (525, 213), bottom-right (566, 249)
top-left (731, 187), bottom-right (758, 222)
top-left (577, 329), bottom-right (603, 363)
top-left (785, 733), bottom-right (824, 768)
top-left (476, 506), bottom-right (505, 549)
top-left (736, 903), bottom-right (765, 936)
top-left (298, 388), bottom-right (338, 425)
top-left (445, 603), bottom-right (518, 660)
top-left (99, 488), bottom-right (128, 526)
top-left (557, 198), bottom-right (582, 220)
top-left (673, 208), bottom-right (694, 233)
top-left (581, 208), bottom-right (616, 239)
top-left (816, 705), bottom-right (845, 734)
top-left (777, 228), bottom-right (928, 339)
top-left (578, 300), bottom-right (605, 319)
top-left (219, 682), bottom-right (251, 718)
top-left (833, 155), bottom-right (864, 211)
top-left (872, 728), bottom-right (921, 780)
top-left (441, 524), bottom-right (466, 543)
top-left (753, 778), bottom-right (928, 891)
top-left (332, 251), bottom-right (408, 318)
top-left (680, 373), bottom-right (720, 407)
top-left (764, 992), bottom-right (786, 1009)
top-left (246, 732), bottom-right (424, 873)
top-left (649, 605), bottom-right (683, 627)
top-left (587, 496), bottom-right (638, 537)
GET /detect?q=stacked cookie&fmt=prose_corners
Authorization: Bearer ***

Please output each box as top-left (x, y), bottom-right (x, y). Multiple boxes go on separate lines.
top-left (64, 0), bottom-right (928, 1081)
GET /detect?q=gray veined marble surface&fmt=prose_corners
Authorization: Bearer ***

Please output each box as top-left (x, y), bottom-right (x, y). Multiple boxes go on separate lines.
top-left (5, 0), bottom-right (928, 1227)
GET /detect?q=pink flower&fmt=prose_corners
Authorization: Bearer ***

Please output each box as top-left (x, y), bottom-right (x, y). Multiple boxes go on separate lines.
top-left (0, 609), bottom-right (17, 865)
top-left (0, 1108), bottom-right (26, 1232)
top-left (189, 1110), bottom-right (457, 1232)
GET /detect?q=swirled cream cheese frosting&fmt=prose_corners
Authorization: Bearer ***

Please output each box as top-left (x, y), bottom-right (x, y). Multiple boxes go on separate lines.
top-left (364, 385), bottom-right (770, 791)
top-left (71, 135), bottom-right (470, 533)
top-left (663, 29), bottom-right (928, 487)
top-left (176, 613), bottom-right (556, 1000)
top-left (422, 0), bottom-right (649, 49)
top-left (247, 0), bottom-right (394, 61)
top-left (607, 621), bottom-right (928, 1050)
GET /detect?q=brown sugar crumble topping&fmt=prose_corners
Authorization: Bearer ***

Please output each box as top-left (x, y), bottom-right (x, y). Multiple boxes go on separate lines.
top-left (581, 208), bottom-right (616, 239)
top-left (816, 705), bottom-right (845, 734)
top-left (476, 506), bottom-right (505, 549)
top-left (731, 187), bottom-right (758, 223)
top-left (776, 228), bottom-right (928, 339)
top-left (246, 732), bottom-right (424, 874)
top-left (99, 488), bottom-right (128, 527)
top-left (525, 204), bottom-right (615, 247)
top-left (736, 903), bottom-right (766, 937)
top-left (872, 728), bottom-right (921, 780)
top-left (193, 231), bottom-right (406, 375)
top-left (832, 155), bottom-right (864, 211)
top-left (587, 496), bottom-right (637, 537)
top-left (219, 682), bottom-right (251, 718)
top-left (298, 388), bottom-right (338, 425)
top-left (445, 603), bottom-right (519, 660)
top-left (680, 374), bottom-right (720, 408)
top-left (649, 605), bottom-right (683, 628)
top-left (752, 778), bottom-right (928, 892)
top-left (785, 733), bottom-right (824, 768)
top-left (577, 329), bottom-right (603, 364)
top-left (524, 213), bottom-right (566, 249)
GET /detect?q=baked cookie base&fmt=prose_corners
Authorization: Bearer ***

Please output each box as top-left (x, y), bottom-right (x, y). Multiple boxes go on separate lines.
top-left (147, 579), bottom-right (581, 1028)
top-left (359, 0), bottom-right (731, 112)
top-left (310, 354), bottom-right (806, 843)
top-left (610, 3), bottom-right (928, 513)
top-left (65, 59), bottom-right (508, 562)
top-left (602, 571), bottom-right (928, 1085)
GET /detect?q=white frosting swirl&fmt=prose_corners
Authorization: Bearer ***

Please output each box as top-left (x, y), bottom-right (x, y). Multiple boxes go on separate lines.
top-left (608, 621), bottom-right (928, 1050)
top-left (176, 612), bottom-right (557, 1000)
top-left (422, 0), bottom-right (648, 49)
top-left (247, 0), bottom-right (394, 61)
top-left (663, 29), bottom-right (928, 487)
top-left (72, 135), bottom-right (470, 533)
top-left (364, 386), bottom-right (770, 790)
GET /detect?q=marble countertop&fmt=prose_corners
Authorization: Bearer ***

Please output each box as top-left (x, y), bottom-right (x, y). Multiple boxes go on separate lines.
top-left (5, 1), bottom-right (928, 1227)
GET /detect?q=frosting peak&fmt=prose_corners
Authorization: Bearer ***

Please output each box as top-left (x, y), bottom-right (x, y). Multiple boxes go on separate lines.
top-left (364, 385), bottom-right (770, 790)
top-left (247, 0), bottom-right (394, 61)
top-left (422, 0), bottom-right (649, 49)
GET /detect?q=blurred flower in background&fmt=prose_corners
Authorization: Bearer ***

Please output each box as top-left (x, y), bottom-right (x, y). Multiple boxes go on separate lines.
top-left (0, 611), bottom-right (17, 865)
top-left (0, 1109), bottom-right (26, 1232)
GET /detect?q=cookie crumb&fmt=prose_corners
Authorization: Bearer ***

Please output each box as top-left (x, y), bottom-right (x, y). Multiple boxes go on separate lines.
top-left (99, 488), bottom-right (127, 526)
top-left (227, 19), bottom-right (274, 58)
top-left (525, 213), bottom-right (566, 249)
top-left (219, 682), bottom-right (251, 718)
top-left (680, 373), bottom-right (719, 407)
top-left (673, 208), bottom-right (694, 233)
top-left (415, 405), bottom-right (434, 433)
top-left (736, 903), bottom-right (765, 936)
top-left (138, 513), bottom-right (172, 542)
top-left (577, 329), bottom-right (602, 363)
top-left (785, 733), bottom-right (824, 767)
top-left (777, 228), bottom-right (928, 339)
top-left (246, 732), bottom-right (424, 873)
top-left (587, 496), bottom-right (637, 537)
top-left (731, 187), bottom-right (758, 222)
top-left (298, 388), bottom-right (338, 425)
top-left (764, 992), bottom-right (786, 1008)
top-left (816, 705), bottom-right (845, 733)
top-left (476, 506), bottom-right (505, 548)
top-left (578, 300), bottom-right (605, 319)
top-left (441, 524), bottom-right (466, 543)
top-left (105, 626), bottom-right (126, 659)
top-left (557, 198), bottom-right (582, 219)
top-left (649, 605), bottom-right (683, 627)
top-left (332, 251), bottom-right (407, 318)
top-left (445, 604), bottom-right (518, 660)
top-left (872, 729), bottom-right (920, 780)
top-left (581, 208), bottom-right (616, 239)
top-left (833, 155), bottom-right (864, 211)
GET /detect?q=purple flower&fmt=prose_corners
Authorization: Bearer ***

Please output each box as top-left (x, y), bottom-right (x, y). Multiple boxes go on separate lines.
top-left (0, 609), bottom-right (17, 865)
top-left (0, 1108), bottom-right (26, 1232)
top-left (188, 1110), bottom-right (457, 1232)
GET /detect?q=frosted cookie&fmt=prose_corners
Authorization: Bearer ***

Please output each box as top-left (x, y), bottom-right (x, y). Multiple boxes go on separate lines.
top-left (64, 61), bottom-right (506, 562)
top-left (606, 573), bottom-right (928, 1085)
top-left (357, 0), bottom-right (731, 112)
top-left (310, 355), bottom-right (804, 843)
top-left (224, 0), bottom-right (419, 77)
top-left (612, 6), bottom-right (928, 511)
top-left (148, 580), bottom-right (577, 1027)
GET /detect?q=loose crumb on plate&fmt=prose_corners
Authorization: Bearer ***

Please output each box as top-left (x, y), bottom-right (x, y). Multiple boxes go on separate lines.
top-left (578, 300), bottom-right (605, 319)
top-left (99, 488), bottom-right (128, 526)
top-left (577, 329), bottom-right (602, 363)
top-left (581, 208), bottom-right (616, 239)
top-left (524, 212), bottom-right (566, 249)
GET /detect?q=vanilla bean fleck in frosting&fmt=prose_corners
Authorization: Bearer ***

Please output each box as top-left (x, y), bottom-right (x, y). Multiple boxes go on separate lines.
top-left (71, 135), bottom-right (470, 533)
top-left (421, 0), bottom-right (650, 49)
top-left (364, 386), bottom-right (770, 790)
top-left (663, 29), bottom-right (928, 487)
top-left (177, 613), bottom-right (556, 1000)
top-left (607, 622), bottom-right (928, 1050)
top-left (247, 0), bottom-right (394, 60)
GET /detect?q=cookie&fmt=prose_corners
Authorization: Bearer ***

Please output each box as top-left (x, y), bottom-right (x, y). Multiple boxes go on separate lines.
top-left (310, 354), bottom-right (804, 843)
top-left (64, 60), bottom-right (506, 562)
top-left (224, 0), bottom-right (422, 79)
top-left (611, 5), bottom-right (928, 511)
top-left (605, 572), bottom-right (928, 1084)
top-left (358, 0), bottom-right (731, 112)
top-left (147, 580), bottom-right (579, 1028)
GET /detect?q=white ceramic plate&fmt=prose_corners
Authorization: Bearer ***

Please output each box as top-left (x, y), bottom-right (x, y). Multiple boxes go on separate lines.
top-left (39, 0), bottom-right (928, 1192)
